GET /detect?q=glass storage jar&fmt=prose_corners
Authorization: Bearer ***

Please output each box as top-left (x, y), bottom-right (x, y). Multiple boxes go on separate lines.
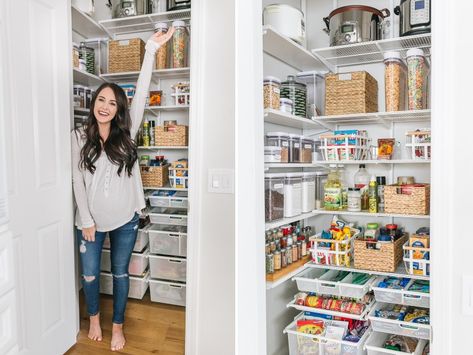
top-left (302, 172), bottom-right (316, 213)
top-left (171, 20), bottom-right (189, 68)
top-left (281, 75), bottom-right (307, 117)
top-left (406, 48), bottom-right (429, 110)
top-left (263, 76), bottom-right (281, 110)
top-left (264, 173), bottom-right (285, 222)
top-left (266, 132), bottom-right (289, 163)
top-left (279, 98), bottom-right (293, 113)
top-left (288, 134), bottom-right (301, 163)
top-left (283, 173), bottom-right (302, 217)
top-left (300, 136), bottom-right (314, 163)
top-left (384, 51), bottom-right (407, 112)
top-left (154, 22), bottom-right (169, 69)
top-left (79, 42), bottom-right (95, 75)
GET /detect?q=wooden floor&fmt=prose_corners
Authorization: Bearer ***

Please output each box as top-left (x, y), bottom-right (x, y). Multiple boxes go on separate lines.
top-left (65, 291), bottom-right (185, 354)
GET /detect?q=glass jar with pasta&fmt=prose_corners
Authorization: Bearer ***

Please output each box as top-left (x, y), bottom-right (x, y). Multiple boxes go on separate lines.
top-left (171, 20), bottom-right (189, 68)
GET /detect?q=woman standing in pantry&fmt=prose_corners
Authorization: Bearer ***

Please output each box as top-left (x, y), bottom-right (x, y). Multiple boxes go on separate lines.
top-left (71, 28), bottom-right (175, 351)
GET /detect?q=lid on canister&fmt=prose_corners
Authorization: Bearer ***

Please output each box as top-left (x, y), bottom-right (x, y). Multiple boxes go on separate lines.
top-left (172, 20), bottom-right (186, 27)
top-left (264, 76), bottom-right (281, 84)
top-left (367, 223), bottom-right (379, 229)
top-left (264, 146), bottom-right (282, 153)
top-left (264, 172), bottom-right (286, 179)
top-left (280, 98), bottom-right (293, 105)
top-left (154, 22), bottom-right (169, 32)
top-left (288, 133), bottom-right (301, 139)
top-left (376, 176), bottom-right (386, 185)
top-left (302, 172), bottom-right (316, 178)
top-left (285, 172), bottom-right (303, 178)
top-left (266, 131), bottom-right (289, 138)
top-left (406, 48), bottom-right (425, 57)
top-left (383, 51), bottom-right (402, 60)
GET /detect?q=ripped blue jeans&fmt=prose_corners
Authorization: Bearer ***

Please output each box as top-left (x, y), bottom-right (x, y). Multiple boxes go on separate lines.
top-left (76, 213), bottom-right (139, 324)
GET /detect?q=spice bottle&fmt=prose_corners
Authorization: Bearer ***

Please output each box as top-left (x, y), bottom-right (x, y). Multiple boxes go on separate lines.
top-left (142, 118), bottom-right (150, 147)
top-left (377, 176), bottom-right (386, 213)
top-left (274, 251), bottom-right (281, 271)
top-left (154, 22), bottom-right (169, 69)
top-left (266, 253), bottom-right (274, 274)
top-left (368, 176), bottom-right (378, 213)
top-left (171, 20), bottom-right (188, 68)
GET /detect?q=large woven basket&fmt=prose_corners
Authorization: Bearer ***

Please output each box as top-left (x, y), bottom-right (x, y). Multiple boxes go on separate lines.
top-left (155, 125), bottom-right (188, 146)
top-left (325, 71), bottom-right (378, 115)
top-left (140, 164), bottom-right (169, 187)
top-left (354, 235), bottom-right (408, 272)
top-left (108, 38), bottom-right (145, 73)
top-left (384, 184), bottom-right (430, 215)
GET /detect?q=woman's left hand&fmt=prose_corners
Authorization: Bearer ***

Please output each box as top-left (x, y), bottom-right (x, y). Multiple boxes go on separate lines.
top-left (150, 26), bottom-right (175, 46)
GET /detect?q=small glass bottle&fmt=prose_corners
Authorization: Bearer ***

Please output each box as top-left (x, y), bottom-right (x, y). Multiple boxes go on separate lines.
top-left (274, 251), bottom-right (281, 271)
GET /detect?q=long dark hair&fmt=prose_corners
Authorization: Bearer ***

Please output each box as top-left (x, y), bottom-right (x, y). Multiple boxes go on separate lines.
top-left (78, 83), bottom-right (137, 177)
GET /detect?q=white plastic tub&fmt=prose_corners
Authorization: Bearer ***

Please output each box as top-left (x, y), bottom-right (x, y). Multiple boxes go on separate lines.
top-left (149, 254), bottom-right (186, 282)
top-left (101, 248), bottom-right (149, 276)
top-left (368, 302), bottom-right (431, 340)
top-left (148, 207), bottom-right (188, 226)
top-left (284, 313), bottom-right (370, 355)
top-left (149, 279), bottom-right (186, 306)
top-left (99, 270), bottom-right (149, 300)
top-left (365, 331), bottom-right (428, 355)
top-left (102, 225), bottom-right (150, 252)
top-left (148, 224), bottom-right (187, 257)
top-left (292, 267), bottom-right (328, 293)
top-left (371, 277), bottom-right (430, 308)
top-left (149, 191), bottom-right (188, 208)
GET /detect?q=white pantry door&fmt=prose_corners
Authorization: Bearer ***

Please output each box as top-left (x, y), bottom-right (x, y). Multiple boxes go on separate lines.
top-left (0, 0), bottom-right (78, 354)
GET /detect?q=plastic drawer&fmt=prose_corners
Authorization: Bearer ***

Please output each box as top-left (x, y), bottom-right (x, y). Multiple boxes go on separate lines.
top-left (339, 272), bottom-right (376, 299)
top-left (368, 302), bottom-right (431, 340)
top-left (292, 268), bottom-right (328, 293)
top-left (99, 271), bottom-right (149, 300)
top-left (148, 224), bottom-right (187, 257)
top-left (149, 255), bottom-right (186, 282)
top-left (149, 279), bottom-right (186, 306)
top-left (365, 331), bottom-right (428, 355)
top-left (148, 207), bottom-right (188, 226)
top-left (149, 191), bottom-right (188, 208)
top-left (284, 313), bottom-right (370, 355)
top-left (101, 248), bottom-right (149, 276)
top-left (317, 269), bottom-right (344, 296)
top-left (372, 277), bottom-right (430, 308)
top-left (102, 225), bottom-right (150, 252)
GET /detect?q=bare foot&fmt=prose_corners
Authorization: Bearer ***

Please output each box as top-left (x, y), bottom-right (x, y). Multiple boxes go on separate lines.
top-left (111, 323), bottom-right (126, 351)
top-left (88, 314), bottom-right (102, 341)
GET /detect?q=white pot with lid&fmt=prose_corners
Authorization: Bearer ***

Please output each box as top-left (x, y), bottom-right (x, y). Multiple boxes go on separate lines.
top-left (263, 4), bottom-right (305, 45)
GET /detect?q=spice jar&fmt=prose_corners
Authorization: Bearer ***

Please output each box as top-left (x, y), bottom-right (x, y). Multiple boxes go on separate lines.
top-left (407, 48), bottom-right (429, 110)
top-left (300, 137), bottom-right (313, 163)
top-left (297, 241), bottom-right (302, 259)
top-left (384, 51), bottom-right (407, 112)
top-left (266, 132), bottom-right (289, 163)
top-left (171, 20), bottom-right (189, 68)
top-left (279, 98), bottom-right (293, 113)
top-left (265, 243), bottom-right (270, 254)
top-left (72, 43), bottom-right (80, 69)
top-left (283, 173), bottom-right (302, 218)
top-left (292, 244), bottom-right (298, 262)
top-left (347, 188), bottom-right (361, 212)
top-left (288, 134), bottom-right (301, 163)
top-left (274, 250), bottom-right (281, 271)
top-left (263, 76), bottom-right (281, 110)
top-left (286, 247), bottom-right (293, 265)
top-left (154, 22), bottom-right (169, 69)
top-left (301, 172), bottom-right (316, 213)
top-left (281, 248), bottom-right (287, 268)
top-left (265, 173), bottom-right (285, 222)
top-left (270, 241), bottom-right (276, 253)
top-left (302, 241), bottom-right (307, 257)
top-left (281, 75), bottom-right (307, 117)
top-left (266, 253), bottom-right (274, 274)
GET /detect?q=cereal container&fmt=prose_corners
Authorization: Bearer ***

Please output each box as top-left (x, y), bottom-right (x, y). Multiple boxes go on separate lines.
top-left (266, 132), bottom-right (289, 163)
top-left (407, 48), bottom-right (429, 110)
top-left (384, 51), bottom-right (407, 112)
top-left (263, 76), bottom-right (281, 110)
top-left (154, 22), bottom-right (169, 70)
top-left (171, 20), bottom-right (189, 68)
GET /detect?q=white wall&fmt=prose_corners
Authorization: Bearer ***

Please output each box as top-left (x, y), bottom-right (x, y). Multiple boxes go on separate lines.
top-left (186, 0), bottom-right (236, 354)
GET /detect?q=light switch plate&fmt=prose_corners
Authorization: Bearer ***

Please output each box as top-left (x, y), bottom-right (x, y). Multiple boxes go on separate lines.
top-left (462, 275), bottom-right (473, 316)
top-left (208, 169), bottom-right (234, 194)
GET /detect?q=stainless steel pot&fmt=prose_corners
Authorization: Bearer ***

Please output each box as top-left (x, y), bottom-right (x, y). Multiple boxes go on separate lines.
top-left (107, 0), bottom-right (151, 18)
top-left (323, 5), bottom-right (390, 47)
top-left (394, 0), bottom-right (431, 37)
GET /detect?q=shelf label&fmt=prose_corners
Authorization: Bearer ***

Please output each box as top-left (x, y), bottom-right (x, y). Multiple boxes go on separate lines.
top-left (338, 73), bottom-right (352, 81)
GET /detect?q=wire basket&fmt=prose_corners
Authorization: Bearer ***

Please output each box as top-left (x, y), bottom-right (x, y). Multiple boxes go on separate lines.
top-left (406, 130), bottom-right (431, 160)
top-left (309, 228), bottom-right (360, 267)
top-left (403, 242), bottom-right (430, 276)
top-left (319, 132), bottom-right (370, 161)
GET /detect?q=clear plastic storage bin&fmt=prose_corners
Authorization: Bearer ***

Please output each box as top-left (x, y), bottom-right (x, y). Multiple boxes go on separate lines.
top-left (365, 331), bottom-right (428, 355)
top-left (283, 173), bottom-right (302, 218)
top-left (300, 137), bottom-right (314, 163)
top-left (101, 248), bottom-right (149, 276)
top-left (384, 51), bottom-right (407, 112)
top-left (301, 172), bottom-right (316, 213)
top-left (264, 146), bottom-right (282, 163)
top-left (266, 132), bottom-right (289, 163)
top-left (288, 134), bottom-right (301, 163)
top-left (372, 276), bottom-right (430, 308)
top-left (263, 76), bottom-right (281, 110)
top-left (265, 173), bottom-right (285, 222)
top-left (99, 270), bottom-right (149, 299)
top-left (149, 190), bottom-right (188, 208)
top-left (148, 224), bottom-right (187, 257)
top-left (149, 279), bottom-right (186, 306)
top-left (149, 255), bottom-right (186, 282)
top-left (149, 207), bottom-right (188, 226)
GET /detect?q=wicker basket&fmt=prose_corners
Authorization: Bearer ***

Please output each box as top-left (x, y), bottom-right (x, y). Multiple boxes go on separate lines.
top-left (354, 235), bottom-right (408, 272)
top-left (140, 164), bottom-right (169, 187)
top-left (108, 38), bottom-right (145, 73)
top-left (325, 71), bottom-right (378, 115)
top-left (155, 125), bottom-right (188, 146)
top-left (384, 184), bottom-right (430, 215)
